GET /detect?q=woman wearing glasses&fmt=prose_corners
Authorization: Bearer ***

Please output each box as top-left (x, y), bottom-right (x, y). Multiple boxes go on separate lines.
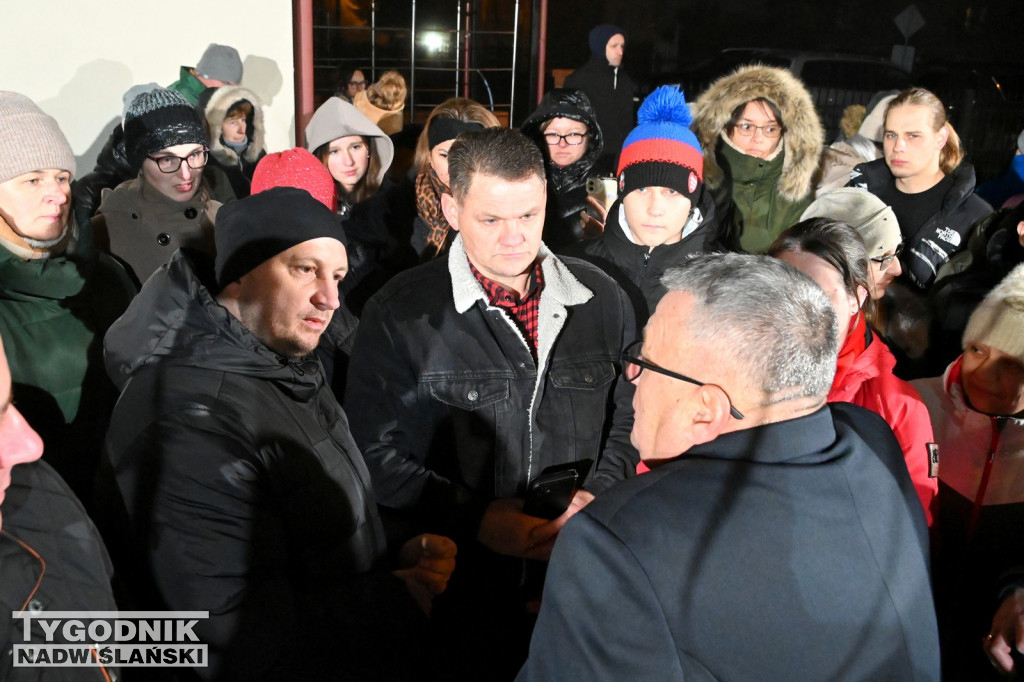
top-left (521, 88), bottom-right (604, 248)
top-left (94, 88), bottom-right (233, 285)
top-left (769, 217), bottom-right (937, 526)
top-left (692, 65), bottom-right (823, 254)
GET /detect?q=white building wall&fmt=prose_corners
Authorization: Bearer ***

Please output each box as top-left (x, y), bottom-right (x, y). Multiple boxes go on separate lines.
top-left (2, 0), bottom-right (296, 172)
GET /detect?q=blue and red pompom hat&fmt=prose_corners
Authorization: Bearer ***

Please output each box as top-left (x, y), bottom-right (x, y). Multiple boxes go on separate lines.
top-left (617, 85), bottom-right (704, 200)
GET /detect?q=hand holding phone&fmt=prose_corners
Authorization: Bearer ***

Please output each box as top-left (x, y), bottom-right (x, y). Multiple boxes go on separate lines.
top-left (523, 469), bottom-right (579, 520)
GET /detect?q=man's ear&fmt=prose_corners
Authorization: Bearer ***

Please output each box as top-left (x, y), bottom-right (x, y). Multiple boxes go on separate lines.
top-left (935, 124), bottom-right (950, 151)
top-left (441, 192), bottom-right (460, 232)
top-left (689, 384), bottom-right (733, 444)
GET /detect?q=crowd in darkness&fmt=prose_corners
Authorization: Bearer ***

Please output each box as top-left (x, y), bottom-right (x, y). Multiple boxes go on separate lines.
top-left (3, 27), bottom-right (1024, 681)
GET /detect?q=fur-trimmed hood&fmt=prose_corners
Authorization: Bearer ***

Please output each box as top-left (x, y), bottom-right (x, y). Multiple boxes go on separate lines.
top-left (692, 65), bottom-right (823, 202)
top-left (202, 85), bottom-right (265, 165)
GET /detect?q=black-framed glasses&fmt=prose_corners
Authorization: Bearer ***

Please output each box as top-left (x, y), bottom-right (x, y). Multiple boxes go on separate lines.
top-left (543, 132), bottom-right (587, 146)
top-left (147, 149), bottom-right (209, 174)
top-left (348, 79), bottom-right (367, 88)
top-left (732, 122), bottom-right (783, 139)
top-left (620, 340), bottom-right (745, 420)
top-left (869, 243), bottom-right (903, 272)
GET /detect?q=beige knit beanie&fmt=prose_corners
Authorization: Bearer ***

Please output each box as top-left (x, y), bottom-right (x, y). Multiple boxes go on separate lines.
top-left (963, 263), bottom-right (1024, 361)
top-left (800, 188), bottom-right (901, 258)
top-left (0, 92), bottom-right (76, 183)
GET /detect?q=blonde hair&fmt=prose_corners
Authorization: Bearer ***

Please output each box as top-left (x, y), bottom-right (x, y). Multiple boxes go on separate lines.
top-left (366, 71), bottom-right (407, 112)
top-left (414, 97), bottom-right (501, 173)
top-left (886, 87), bottom-right (964, 174)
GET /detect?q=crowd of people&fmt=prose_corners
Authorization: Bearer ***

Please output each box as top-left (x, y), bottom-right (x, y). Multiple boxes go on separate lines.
top-left (2, 31), bottom-right (1024, 681)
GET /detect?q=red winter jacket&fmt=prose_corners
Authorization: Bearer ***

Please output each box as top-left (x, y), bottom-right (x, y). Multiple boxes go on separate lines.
top-left (829, 318), bottom-right (938, 525)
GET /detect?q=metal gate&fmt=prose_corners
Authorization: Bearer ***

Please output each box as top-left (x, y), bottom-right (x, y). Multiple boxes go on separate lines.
top-left (312, 0), bottom-right (521, 126)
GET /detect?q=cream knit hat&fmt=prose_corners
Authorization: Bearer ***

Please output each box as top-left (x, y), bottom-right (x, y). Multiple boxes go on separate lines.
top-left (800, 188), bottom-right (901, 258)
top-left (963, 263), bottom-right (1024, 361)
top-left (0, 92), bottom-right (76, 183)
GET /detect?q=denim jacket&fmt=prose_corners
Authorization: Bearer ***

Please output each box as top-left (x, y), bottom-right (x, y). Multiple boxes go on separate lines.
top-left (345, 234), bottom-right (638, 542)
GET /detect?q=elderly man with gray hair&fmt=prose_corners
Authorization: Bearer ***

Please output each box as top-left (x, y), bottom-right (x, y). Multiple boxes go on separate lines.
top-left (519, 253), bottom-right (941, 681)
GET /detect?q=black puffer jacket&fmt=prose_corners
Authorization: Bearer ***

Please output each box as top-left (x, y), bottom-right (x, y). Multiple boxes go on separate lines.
top-left (101, 249), bottom-right (423, 681)
top-left (71, 123), bottom-right (134, 222)
top-left (339, 176), bottom-right (418, 317)
top-left (562, 189), bottom-right (722, 329)
top-left (848, 158), bottom-right (992, 290)
top-left (522, 89), bottom-right (604, 248)
top-left (0, 461), bottom-right (118, 681)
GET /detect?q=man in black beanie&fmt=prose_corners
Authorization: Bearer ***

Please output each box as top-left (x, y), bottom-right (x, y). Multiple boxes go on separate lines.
top-left (100, 187), bottom-right (456, 680)
top-left (564, 24), bottom-right (638, 175)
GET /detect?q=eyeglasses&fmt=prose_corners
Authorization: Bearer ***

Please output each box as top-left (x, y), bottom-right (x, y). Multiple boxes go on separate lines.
top-left (620, 340), bottom-right (745, 420)
top-left (543, 132), bottom-right (587, 146)
top-left (869, 243), bottom-right (903, 272)
top-left (348, 79), bottom-right (368, 88)
top-left (147, 149), bottom-right (209, 174)
top-left (732, 122), bottom-right (783, 139)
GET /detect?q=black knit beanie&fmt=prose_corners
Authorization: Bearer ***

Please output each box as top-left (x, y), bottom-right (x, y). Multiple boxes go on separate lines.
top-left (215, 186), bottom-right (347, 289)
top-left (588, 25), bottom-right (625, 59)
top-left (123, 88), bottom-right (207, 172)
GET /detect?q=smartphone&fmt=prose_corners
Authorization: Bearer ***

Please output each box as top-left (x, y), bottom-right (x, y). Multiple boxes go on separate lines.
top-left (586, 176), bottom-right (618, 211)
top-left (523, 469), bottom-right (579, 520)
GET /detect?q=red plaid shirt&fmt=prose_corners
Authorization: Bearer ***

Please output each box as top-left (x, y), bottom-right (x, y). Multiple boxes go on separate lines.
top-left (469, 259), bottom-right (545, 360)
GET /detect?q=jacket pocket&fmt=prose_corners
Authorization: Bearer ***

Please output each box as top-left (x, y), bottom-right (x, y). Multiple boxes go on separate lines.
top-left (428, 378), bottom-right (511, 410)
top-left (541, 359), bottom-right (618, 461)
top-left (548, 360), bottom-right (616, 391)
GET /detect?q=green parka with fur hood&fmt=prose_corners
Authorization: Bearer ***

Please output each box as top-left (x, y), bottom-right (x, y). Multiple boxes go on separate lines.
top-left (692, 65), bottom-right (823, 253)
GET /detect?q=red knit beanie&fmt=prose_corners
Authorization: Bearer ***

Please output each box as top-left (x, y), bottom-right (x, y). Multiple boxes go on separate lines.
top-left (251, 147), bottom-right (337, 213)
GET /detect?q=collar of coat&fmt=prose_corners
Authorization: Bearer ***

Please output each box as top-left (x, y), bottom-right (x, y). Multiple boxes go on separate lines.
top-left (448, 233), bottom-right (593, 314)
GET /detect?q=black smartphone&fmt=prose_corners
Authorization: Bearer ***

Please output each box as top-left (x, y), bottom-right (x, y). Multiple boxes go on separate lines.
top-left (523, 469), bottom-right (579, 520)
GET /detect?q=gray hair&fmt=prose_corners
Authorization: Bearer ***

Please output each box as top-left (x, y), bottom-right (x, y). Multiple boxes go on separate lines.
top-left (661, 253), bottom-right (838, 400)
top-left (446, 126), bottom-right (545, 203)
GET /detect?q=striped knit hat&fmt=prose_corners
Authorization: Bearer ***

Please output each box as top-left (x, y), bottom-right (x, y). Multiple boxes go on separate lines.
top-left (123, 88), bottom-right (207, 173)
top-left (617, 85), bottom-right (703, 200)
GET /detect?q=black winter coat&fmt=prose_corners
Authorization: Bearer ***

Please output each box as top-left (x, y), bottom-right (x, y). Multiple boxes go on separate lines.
top-left (562, 190), bottom-right (722, 329)
top-left (520, 404), bottom-right (940, 681)
top-left (848, 158), bottom-right (992, 290)
top-left (101, 249), bottom-right (424, 681)
top-left (345, 238), bottom-right (638, 539)
top-left (339, 177), bottom-right (418, 317)
top-left (72, 123), bottom-right (134, 222)
top-left (564, 56), bottom-right (637, 176)
top-left (521, 88), bottom-right (605, 248)
top-left (0, 461), bottom-right (118, 681)
top-left (344, 238), bottom-right (638, 677)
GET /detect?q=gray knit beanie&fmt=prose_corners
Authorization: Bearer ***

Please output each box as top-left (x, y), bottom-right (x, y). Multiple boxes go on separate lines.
top-left (0, 91), bottom-right (76, 183)
top-left (196, 44), bottom-right (243, 85)
top-left (123, 89), bottom-right (208, 173)
top-left (963, 263), bottom-right (1024, 361)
